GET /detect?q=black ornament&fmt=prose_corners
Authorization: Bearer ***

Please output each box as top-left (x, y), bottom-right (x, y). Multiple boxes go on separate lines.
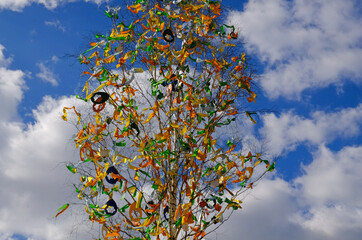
top-left (90, 92), bottom-right (110, 104)
top-left (163, 29), bottom-right (175, 43)
top-left (105, 166), bottom-right (119, 184)
top-left (163, 205), bottom-right (169, 221)
top-left (105, 199), bottom-right (118, 216)
top-left (130, 122), bottom-right (140, 136)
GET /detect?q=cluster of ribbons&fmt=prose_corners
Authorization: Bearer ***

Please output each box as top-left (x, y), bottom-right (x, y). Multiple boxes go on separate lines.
top-left (59, 0), bottom-right (274, 239)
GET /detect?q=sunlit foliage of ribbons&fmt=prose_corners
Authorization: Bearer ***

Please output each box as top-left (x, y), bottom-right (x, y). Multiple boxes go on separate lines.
top-left (61, 0), bottom-right (274, 239)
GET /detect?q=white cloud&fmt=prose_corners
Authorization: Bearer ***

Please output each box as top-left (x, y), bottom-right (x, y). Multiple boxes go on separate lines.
top-left (0, 43), bottom-right (94, 239)
top-left (0, 0), bottom-right (109, 11)
top-left (0, 68), bottom-right (26, 121)
top-left (228, 0), bottom-right (362, 99)
top-left (295, 145), bottom-right (362, 210)
top-left (293, 145), bottom-right (362, 236)
top-left (36, 62), bottom-right (58, 86)
top-left (216, 144), bottom-right (362, 240)
top-left (0, 95), bottom-right (95, 240)
top-left (51, 56), bottom-right (59, 63)
top-left (45, 20), bottom-right (66, 32)
top-left (215, 177), bottom-right (309, 240)
top-left (0, 45), bottom-right (13, 67)
top-left (260, 104), bottom-right (362, 155)
top-left (0, 45), bottom-right (27, 122)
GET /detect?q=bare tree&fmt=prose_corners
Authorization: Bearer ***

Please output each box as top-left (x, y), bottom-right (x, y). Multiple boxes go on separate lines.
top-left (60, 1), bottom-right (275, 239)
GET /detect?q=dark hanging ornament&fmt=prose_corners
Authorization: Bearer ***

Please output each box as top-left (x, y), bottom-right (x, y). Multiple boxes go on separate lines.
top-left (105, 166), bottom-right (120, 184)
top-left (105, 199), bottom-right (118, 216)
top-left (130, 122), bottom-right (140, 136)
top-left (163, 205), bottom-right (169, 221)
top-left (90, 92), bottom-right (110, 104)
top-left (163, 29), bottom-right (175, 43)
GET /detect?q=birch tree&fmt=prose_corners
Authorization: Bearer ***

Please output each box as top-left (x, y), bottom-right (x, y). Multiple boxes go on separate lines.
top-left (60, 1), bottom-right (275, 239)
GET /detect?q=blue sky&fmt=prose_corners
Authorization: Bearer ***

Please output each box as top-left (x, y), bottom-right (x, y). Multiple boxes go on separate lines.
top-left (0, 0), bottom-right (361, 239)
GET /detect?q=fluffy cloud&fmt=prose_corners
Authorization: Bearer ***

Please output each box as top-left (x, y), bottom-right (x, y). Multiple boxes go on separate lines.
top-left (0, 95), bottom-right (96, 240)
top-left (0, 44), bottom-right (92, 240)
top-left (218, 98), bottom-right (362, 239)
top-left (0, 44), bottom-right (26, 122)
top-left (228, 0), bottom-right (362, 99)
top-left (293, 145), bottom-right (362, 237)
top-left (0, 0), bottom-right (108, 11)
top-left (36, 62), bottom-right (58, 86)
top-left (0, 45), bottom-right (13, 67)
top-left (294, 145), bottom-right (362, 208)
top-left (260, 104), bottom-right (362, 155)
top-left (217, 144), bottom-right (362, 240)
